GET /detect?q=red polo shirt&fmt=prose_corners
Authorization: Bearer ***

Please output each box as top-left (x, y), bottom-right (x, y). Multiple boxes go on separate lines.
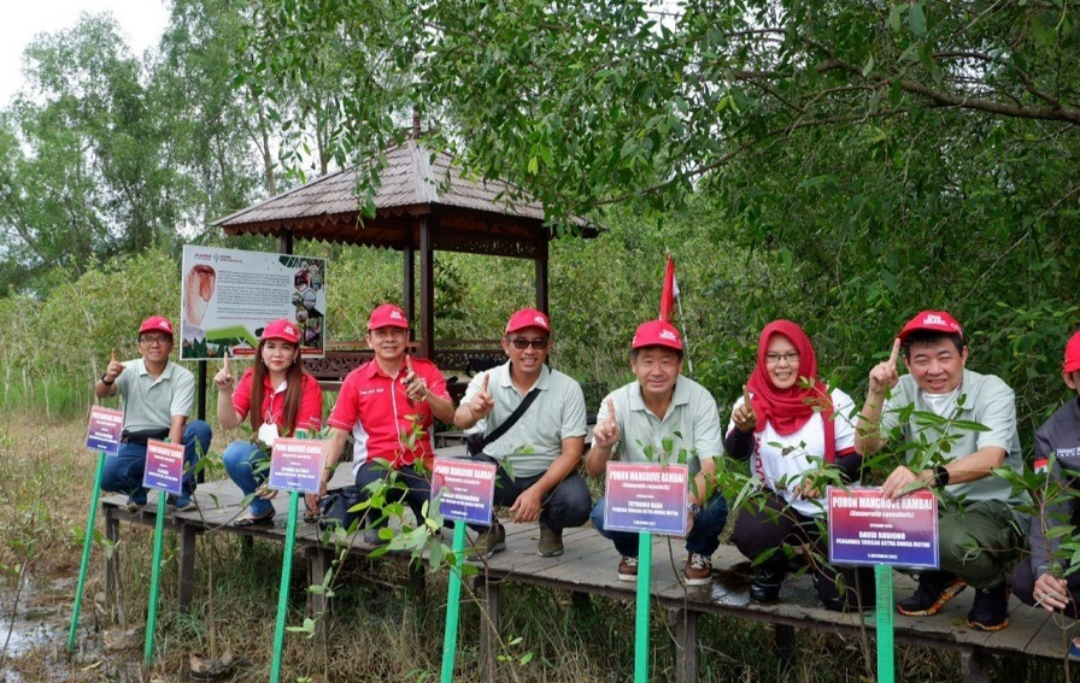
top-left (231, 368), bottom-right (323, 434)
top-left (328, 358), bottom-right (449, 467)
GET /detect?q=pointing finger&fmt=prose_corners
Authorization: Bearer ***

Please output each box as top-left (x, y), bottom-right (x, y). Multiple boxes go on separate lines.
top-left (888, 338), bottom-right (901, 366)
top-left (605, 398), bottom-right (616, 425)
top-left (742, 384), bottom-right (751, 407)
top-left (111, 348), bottom-right (117, 363)
top-left (223, 349), bottom-right (231, 375)
top-left (481, 373), bottom-right (490, 393)
top-left (406, 355), bottom-right (414, 373)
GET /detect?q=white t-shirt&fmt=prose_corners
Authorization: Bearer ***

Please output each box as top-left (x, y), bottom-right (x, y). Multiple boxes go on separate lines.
top-left (727, 387), bottom-right (858, 518)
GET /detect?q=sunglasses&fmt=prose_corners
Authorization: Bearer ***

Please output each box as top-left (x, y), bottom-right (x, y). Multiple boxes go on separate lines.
top-left (507, 337), bottom-right (549, 350)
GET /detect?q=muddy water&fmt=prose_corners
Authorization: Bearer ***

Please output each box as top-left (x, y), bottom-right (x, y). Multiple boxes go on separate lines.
top-left (1, 574), bottom-right (77, 682)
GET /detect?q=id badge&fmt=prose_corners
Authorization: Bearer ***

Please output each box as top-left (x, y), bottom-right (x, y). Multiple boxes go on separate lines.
top-left (258, 422), bottom-right (280, 447)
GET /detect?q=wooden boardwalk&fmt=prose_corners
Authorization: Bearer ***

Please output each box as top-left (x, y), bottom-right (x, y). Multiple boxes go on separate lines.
top-left (99, 451), bottom-right (1076, 683)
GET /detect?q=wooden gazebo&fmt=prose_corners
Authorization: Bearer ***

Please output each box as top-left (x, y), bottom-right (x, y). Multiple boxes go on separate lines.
top-left (212, 133), bottom-right (598, 379)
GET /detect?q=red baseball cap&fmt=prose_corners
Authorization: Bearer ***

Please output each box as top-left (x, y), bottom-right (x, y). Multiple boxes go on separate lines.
top-left (898, 310), bottom-right (963, 342)
top-left (261, 319), bottom-right (300, 344)
top-left (138, 315), bottom-right (174, 336)
top-left (505, 308), bottom-right (550, 335)
top-left (368, 304), bottom-right (409, 330)
top-left (632, 320), bottom-right (683, 351)
top-left (1065, 330), bottom-right (1080, 373)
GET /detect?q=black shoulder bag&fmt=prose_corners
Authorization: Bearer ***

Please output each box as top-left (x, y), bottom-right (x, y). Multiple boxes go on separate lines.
top-left (466, 387), bottom-right (541, 456)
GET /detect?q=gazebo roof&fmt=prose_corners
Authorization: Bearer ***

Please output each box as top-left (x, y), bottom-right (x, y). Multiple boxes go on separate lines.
top-left (213, 139), bottom-right (598, 257)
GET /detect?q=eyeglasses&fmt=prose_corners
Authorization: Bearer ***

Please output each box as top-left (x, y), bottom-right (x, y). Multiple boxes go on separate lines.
top-left (139, 335), bottom-right (171, 346)
top-left (508, 337), bottom-right (549, 350)
top-left (765, 352), bottom-right (799, 365)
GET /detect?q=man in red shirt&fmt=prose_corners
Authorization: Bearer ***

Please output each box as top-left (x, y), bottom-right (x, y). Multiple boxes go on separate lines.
top-left (311, 304), bottom-right (455, 543)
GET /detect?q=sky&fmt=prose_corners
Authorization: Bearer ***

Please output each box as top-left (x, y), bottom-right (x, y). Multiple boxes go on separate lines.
top-left (0, 0), bottom-right (170, 105)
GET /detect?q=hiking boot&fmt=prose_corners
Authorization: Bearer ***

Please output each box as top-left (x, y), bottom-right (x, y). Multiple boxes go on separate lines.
top-left (967, 583), bottom-right (1010, 631)
top-left (897, 571), bottom-right (966, 617)
top-left (537, 523), bottom-right (564, 557)
top-left (684, 553), bottom-right (713, 587)
top-left (125, 492), bottom-right (147, 513)
top-left (468, 522), bottom-right (506, 560)
top-left (617, 556), bottom-right (639, 582)
top-left (750, 567), bottom-right (785, 603)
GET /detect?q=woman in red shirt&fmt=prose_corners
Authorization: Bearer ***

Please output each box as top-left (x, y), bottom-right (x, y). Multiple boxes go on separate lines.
top-left (215, 319), bottom-right (323, 526)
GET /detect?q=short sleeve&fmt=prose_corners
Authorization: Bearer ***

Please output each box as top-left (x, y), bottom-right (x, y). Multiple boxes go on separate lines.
top-left (114, 362), bottom-right (135, 397)
top-left (327, 372), bottom-right (361, 431)
top-left (973, 378), bottom-right (1017, 453)
top-left (231, 369), bottom-right (255, 419)
top-left (296, 373), bottom-right (324, 432)
top-left (170, 368), bottom-right (196, 418)
top-left (830, 388), bottom-right (858, 453)
top-left (559, 379), bottom-right (588, 439)
top-left (691, 389), bottom-right (723, 460)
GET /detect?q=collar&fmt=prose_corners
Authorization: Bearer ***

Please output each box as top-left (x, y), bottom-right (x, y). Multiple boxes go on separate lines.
top-left (136, 358), bottom-right (175, 381)
top-left (359, 359), bottom-right (404, 381)
top-left (261, 372), bottom-right (289, 395)
top-left (499, 360), bottom-right (550, 392)
top-left (629, 375), bottom-right (690, 415)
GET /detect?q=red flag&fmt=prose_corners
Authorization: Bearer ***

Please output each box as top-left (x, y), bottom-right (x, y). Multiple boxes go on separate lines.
top-left (660, 255), bottom-right (678, 323)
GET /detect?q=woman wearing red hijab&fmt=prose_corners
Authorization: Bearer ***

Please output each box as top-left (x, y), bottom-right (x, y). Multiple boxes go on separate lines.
top-left (725, 320), bottom-right (873, 611)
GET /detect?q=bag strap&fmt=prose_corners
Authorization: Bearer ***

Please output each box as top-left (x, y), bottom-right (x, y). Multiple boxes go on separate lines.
top-left (479, 386), bottom-right (541, 451)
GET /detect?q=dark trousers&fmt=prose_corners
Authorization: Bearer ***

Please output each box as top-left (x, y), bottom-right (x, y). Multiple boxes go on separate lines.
top-left (590, 492), bottom-right (728, 558)
top-left (466, 454), bottom-right (591, 532)
top-left (731, 491), bottom-right (875, 611)
top-left (353, 460), bottom-right (432, 527)
top-left (100, 420), bottom-right (212, 502)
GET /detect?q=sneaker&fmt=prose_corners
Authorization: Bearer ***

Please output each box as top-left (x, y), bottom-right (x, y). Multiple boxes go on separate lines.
top-left (537, 523), bottom-right (564, 557)
top-left (897, 571), bottom-right (966, 617)
top-left (170, 494), bottom-right (198, 513)
top-left (684, 553), bottom-right (713, 587)
top-left (124, 498), bottom-right (144, 513)
top-left (617, 556), bottom-right (639, 582)
top-left (749, 567), bottom-right (785, 603)
top-left (467, 522), bottom-right (506, 560)
top-left (967, 583), bottom-right (1010, 631)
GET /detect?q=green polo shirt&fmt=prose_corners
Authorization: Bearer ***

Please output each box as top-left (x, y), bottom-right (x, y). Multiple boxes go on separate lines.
top-left (596, 375), bottom-right (722, 474)
top-left (463, 361), bottom-right (587, 478)
top-left (880, 368), bottom-right (1023, 508)
top-left (114, 358), bottom-right (195, 433)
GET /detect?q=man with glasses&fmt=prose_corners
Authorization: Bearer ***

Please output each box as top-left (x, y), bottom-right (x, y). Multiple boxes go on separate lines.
top-left (454, 308), bottom-right (591, 558)
top-left (313, 304), bottom-right (455, 544)
top-left (95, 316), bottom-right (211, 512)
top-left (855, 310), bottom-right (1024, 631)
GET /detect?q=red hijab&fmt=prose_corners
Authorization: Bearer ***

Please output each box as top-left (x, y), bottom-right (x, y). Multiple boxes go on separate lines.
top-left (745, 320), bottom-right (837, 462)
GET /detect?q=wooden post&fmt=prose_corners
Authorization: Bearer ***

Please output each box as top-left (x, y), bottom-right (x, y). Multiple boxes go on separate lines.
top-left (403, 243), bottom-right (416, 332)
top-left (178, 523), bottom-right (198, 612)
top-left (477, 576), bottom-right (501, 683)
top-left (305, 546), bottom-right (332, 642)
top-left (534, 238), bottom-right (549, 316)
top-left (671, 608), bottom-right (698, 683)
top-left (960, 650), bottom-right (990, 683)
top-left (104, 506), bottom-right (120, 605)
top-left (775, 623), bottom-right (796, 671)
top-left (419, 217), bottom-right (435, 360)
top-left (279, 229), bottom-right (294, 255)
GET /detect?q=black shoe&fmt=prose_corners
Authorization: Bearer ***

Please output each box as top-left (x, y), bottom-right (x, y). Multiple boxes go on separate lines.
top-left (750, 567), bottom-right (785, 603)
top-left (967, 583), bottom-right (1010, 631)
top-left (897, 571), bottom-right (966, 617)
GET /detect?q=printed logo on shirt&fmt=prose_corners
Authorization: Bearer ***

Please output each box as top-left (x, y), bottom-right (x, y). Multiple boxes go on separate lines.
top-left (1057, 446), bottom-right (1080, 460)
top-left (1034, 457), bottom-right (1049, 474)
top-left (360, 388), bottom-right (385, 396)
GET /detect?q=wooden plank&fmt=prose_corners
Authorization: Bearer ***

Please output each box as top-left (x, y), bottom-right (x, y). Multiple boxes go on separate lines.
top-left (980, 597), bottom-right (1051, 654)
top-left (178, 523), bottom-right (199, 612)
top-left (671, 607), bottom-right (697, 683)
top-left (1023, 610), bottom-right (1079, 660)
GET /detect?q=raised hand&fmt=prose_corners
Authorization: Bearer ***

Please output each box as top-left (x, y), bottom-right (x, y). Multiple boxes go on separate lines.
top-left (402, 356), bottom-right (428, 402)
top-left (213, 350), bottom-right (234, 392)
top-left (592, 398), bottom-right (620, 448)
top-left (104, 349), bottom-right (125, 383)
top-left (732, 385), bottom-right (756, 432)
top-left (468, 372), bottom-right (495, 419)
top-left (868, 338), bottom-right (902, 395)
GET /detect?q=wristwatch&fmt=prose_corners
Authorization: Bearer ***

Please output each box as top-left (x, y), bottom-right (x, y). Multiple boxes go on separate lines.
top-left (100, 373), bottom-right (114, 386)
top-left (687, 501), bottom-right (702, 516)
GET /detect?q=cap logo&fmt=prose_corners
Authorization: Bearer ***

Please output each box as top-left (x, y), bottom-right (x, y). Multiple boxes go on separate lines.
top-left (391, 310), bottom-right (403, 320)
top-left (285, 325), bottom-right (295, 335)
top-left (923, 314), bottom-right (947, 326)
top-left (660, 330), bottom-right (677, 341)
top-left (535, 316), bottom-right (545, 324)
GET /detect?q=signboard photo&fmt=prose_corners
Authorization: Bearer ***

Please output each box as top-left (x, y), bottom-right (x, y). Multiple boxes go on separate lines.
top-left (180, 245), bottom-right (327, 360)
top-left (431, 458), bottom-right (498, 525)
top-left (603, 462), bottom-right (689, 536)
top-left (828, 487), bottom-right (939, 569)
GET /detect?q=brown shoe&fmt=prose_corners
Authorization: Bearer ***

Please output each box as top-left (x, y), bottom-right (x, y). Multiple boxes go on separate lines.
top-left (684, 553), bottom-right (713, 587)
top-left (467, 522), bottom-right (506, 560)
top-left (537, 522), bottom-right (564, 557)
top-left (617, 556), bottom-right (639, 582)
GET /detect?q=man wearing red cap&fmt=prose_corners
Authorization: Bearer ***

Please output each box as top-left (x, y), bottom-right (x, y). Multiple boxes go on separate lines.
top-left (454, 308), bottom-right (591, 558)
top-left (95, 315), bottom-right (212, 511)
top-left (585, 320), bottom-right (726, 585)
top-left (855, 310), bottom-right (1024, 631)
top-left (1010, 330), bottom-right (1080, 654)
top-left (313, 304), bottom-right (455, 544)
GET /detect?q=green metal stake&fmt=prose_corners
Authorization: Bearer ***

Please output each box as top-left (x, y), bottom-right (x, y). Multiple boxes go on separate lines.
top-left (634, 531), bottom-right (653, 683)
top-left (439, 520), bottom-right (468, 683)
top-left (143, 491), bottom-right (168, 666)
top-left (875, 564), bottom-right (895, 683)
top-left (269, 490), bottom-right (300, 683)
top-left (67, 451), bottom-right (106, 652)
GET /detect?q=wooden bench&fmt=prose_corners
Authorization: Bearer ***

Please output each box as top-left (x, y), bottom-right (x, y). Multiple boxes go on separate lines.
top-left (99, 455), bottom-right (1073, 682)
